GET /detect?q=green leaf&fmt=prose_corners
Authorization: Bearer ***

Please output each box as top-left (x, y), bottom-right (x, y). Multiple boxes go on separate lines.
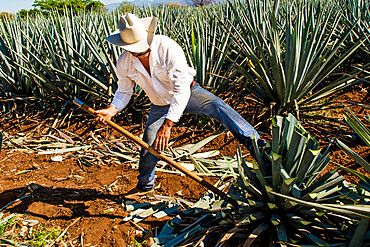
top-left (349, 219), bottom-right (369, 247)
top-left (133, 202), bottom-right (168, 223)
top-left (343, 108), bottom-right (370, 146)
top-left (243, 223), bottom-right (269, 246)
top-left (272, 152), bottom-right (282, 189)
top-left (280, 168), bottom-right (300, 198)
top-left (270, 190), bottom-right (370, 219)
top-left (336, 139), bottom-right (370, 173)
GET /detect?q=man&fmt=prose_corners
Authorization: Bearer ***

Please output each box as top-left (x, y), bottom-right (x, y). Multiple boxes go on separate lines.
top-left (96, 13), bottom-right (265, 197)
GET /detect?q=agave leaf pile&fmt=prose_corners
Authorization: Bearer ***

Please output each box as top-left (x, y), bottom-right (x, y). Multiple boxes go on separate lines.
top-left (145, 114), bottom-right (370, 246)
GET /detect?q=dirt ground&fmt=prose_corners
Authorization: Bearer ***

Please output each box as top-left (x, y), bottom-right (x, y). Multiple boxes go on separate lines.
top-left (1, 86), bottom-right (370, 246)
top-left (0, 146), bottom-right (217, 246)
top-left (0, 119), bottom-right (257, 246)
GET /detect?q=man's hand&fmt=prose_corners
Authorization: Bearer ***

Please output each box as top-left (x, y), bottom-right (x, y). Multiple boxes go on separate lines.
top-left (155, 119), bottom-right (174, 152)
top-left (95, 105), bottom-right (118, 124)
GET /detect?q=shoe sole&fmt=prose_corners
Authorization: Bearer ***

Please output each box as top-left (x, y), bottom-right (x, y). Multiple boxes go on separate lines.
top-left (124, 190), bottom-right (154, 199)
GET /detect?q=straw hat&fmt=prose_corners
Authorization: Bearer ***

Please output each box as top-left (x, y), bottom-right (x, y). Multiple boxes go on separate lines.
top-left (106, 13), bottom-right (157, 53)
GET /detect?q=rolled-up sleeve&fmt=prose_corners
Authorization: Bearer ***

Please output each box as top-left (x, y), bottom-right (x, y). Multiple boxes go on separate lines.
top-left (110, 57), bottom-right (134, 112)
top-left (165, 42), bottom-right (196, 122)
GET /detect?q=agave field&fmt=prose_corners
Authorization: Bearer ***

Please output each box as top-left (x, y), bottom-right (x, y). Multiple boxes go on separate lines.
top-left (1, 0), bottom-right (370, 246)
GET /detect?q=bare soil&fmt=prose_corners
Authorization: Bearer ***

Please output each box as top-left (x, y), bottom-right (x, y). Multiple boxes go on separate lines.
top-left (0, 118), bottom-right (257, 246)
top-left (0, 86), bottom-right (370, 246)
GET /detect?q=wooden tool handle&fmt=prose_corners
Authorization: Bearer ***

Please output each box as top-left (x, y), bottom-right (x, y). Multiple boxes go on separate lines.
top-left (73, 99), bottom-right (238, 207)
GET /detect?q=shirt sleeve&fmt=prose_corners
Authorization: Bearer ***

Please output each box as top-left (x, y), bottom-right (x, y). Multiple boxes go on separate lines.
top-left (110, 55), bottom-right (135, 112)
top-left (164, 39), bottom-right (196, 123)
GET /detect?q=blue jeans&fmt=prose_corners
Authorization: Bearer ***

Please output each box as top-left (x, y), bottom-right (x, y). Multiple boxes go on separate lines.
top-left (137, 83), bottom-right (265, 190)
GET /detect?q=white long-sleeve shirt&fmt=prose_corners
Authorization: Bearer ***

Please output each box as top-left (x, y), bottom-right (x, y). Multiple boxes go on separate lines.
top-left (110, 35), bottom-right (196, 122)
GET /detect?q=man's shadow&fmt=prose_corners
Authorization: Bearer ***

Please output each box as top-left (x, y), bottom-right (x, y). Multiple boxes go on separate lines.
top-left (0, 183), bottom-right (123, 220)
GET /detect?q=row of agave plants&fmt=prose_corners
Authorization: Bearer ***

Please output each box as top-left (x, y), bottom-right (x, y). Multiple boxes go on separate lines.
top-left (0, 0), bottom-right (370, 246)
top-left (1, 0), bottom-right (369, 120)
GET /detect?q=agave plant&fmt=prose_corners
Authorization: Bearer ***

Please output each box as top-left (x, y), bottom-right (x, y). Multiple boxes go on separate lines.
top-left (0, 10), bottom-right (114, 112)
top-left (217, 0), bottom-right (363, 121)
top-left (0, 4), bottom-right (237, 119)
top-left (140, 5), bottom-right (234, 93)
top-left (145, 114), bottom-right (370, 246)
top-left (339, 0), bottom-right (370, 59)
top-left (186, 9), bottom-right (233, 92)
top-left (334, 107), bottom-right (370, 247)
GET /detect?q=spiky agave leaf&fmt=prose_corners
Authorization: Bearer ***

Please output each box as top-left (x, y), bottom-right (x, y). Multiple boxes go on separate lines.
top-left (336, 139), bottom-right (370, 173)
top-left (153, 114), bottom-right (369, 246)
top-left (335, 107), bottom-right (370, 180)
top-left (343, 107), bottom-right (370, 147)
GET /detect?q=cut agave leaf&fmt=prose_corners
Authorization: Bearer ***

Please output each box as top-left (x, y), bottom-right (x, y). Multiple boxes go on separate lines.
top-left (38, 145), bottom-right (92, 154)
top-left (271, 152), bottom-right (282, 189)
top-left (192, 150), bottom-right (220, 158)
top-left (132, 202), bottom-right (168, 223)
top-left (174, 131), bottom-right (224, 155)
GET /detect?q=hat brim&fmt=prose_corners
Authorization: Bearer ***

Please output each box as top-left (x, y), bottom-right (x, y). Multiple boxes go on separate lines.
top-left (106, 16), bottom-right (157, 53)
